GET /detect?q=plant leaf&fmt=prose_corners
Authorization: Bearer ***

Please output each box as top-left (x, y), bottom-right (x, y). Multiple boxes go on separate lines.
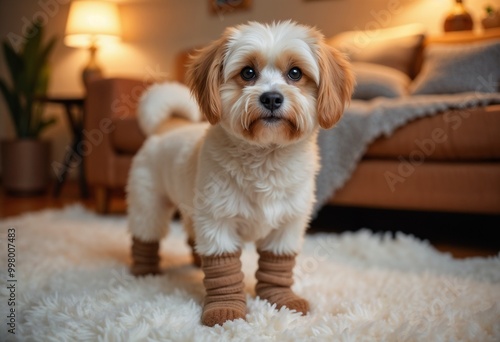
top-left (34, 38), bottom-right (56, 97)
top-left (36, 64), bottom-right (50, 96)
top-left (2, 41), bottom-right (24, 91)
top-left (39, 36), bottom-right (57, 66)
top-left (34, 117), bottom-right (57, 136)
top-left (1, 19), bottom-right (58, 139)
top-left (0, 77), bottom-right (22, 137)
top-left (21, 21), bottom-right (44, 94)
top-left (30, 102), bottom-right (41, 137)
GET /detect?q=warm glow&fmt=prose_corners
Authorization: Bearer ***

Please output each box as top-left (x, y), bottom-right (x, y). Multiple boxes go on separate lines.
top-left (65, 1), bottom-right (122, 48)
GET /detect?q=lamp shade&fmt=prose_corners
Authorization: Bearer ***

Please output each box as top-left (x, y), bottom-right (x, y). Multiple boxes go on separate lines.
top-left (65, 1), bottom-right (122, 48)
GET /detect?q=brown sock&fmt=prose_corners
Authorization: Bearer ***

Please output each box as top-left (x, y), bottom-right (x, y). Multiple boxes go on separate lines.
top-left (255, 250), bottom-right (309, 314)
top-left (131, 237), bottom-right (160, 276)
top-left (201, 251), bottom-right (246, 326)
top-left (187, 237), bottom-right (202, 268)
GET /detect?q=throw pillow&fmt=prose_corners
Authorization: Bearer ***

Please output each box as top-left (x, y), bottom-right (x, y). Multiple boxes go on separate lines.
top-left (352, 62), bottom-right (410, 100)
top-left (410, 40), bottom-right (500, 95)
top-left (328, 23), bottom-right (426, 78)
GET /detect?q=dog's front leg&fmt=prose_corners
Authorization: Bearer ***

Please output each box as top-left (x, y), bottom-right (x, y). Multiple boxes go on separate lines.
top-left (196, 220), bottom-right (246, 326)
top-left (255, 221), bottom-right (310, 315)
top-left (200, 251), bottom-right (246, 326)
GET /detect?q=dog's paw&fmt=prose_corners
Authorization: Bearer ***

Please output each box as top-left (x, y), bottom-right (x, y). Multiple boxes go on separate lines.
top-left (202, 306), bottom-right (246, 327)
top-left (259, 289), bottom-right (310, 315)
top-left (279, 297), bottom-right (309, 315)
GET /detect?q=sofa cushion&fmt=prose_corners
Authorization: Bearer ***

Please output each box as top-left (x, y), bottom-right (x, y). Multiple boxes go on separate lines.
top-left (365, 104), bottom-right (500, 161)
top-left (410, 40), bottom-right (500, 95)
top-left (110, 117), bottom-right (146, 154)
top-left (328, 24), bottom-right (425, 78)
top-left (352, 62), bottom-right (410, 100)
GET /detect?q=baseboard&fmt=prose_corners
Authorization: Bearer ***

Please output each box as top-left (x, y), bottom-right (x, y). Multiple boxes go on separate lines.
top-left (310, 205), bottom-right (500, 251)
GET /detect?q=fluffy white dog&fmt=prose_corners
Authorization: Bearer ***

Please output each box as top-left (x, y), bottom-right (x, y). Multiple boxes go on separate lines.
top-left (127, 21), bottom-right (354, 327)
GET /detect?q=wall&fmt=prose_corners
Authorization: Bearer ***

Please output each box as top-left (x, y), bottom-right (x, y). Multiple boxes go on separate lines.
top-left (0, 0), bottom-right (493, 179)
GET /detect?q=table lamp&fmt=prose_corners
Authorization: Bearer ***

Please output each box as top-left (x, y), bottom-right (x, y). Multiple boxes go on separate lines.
top-left (64, 0), bottom-right (122, 89)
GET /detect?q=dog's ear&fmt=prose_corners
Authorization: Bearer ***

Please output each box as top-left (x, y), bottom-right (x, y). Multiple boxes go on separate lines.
top-left (186, 35), bottom-right (228, 125)
top-left (316, 42), bottom-right (355, 129)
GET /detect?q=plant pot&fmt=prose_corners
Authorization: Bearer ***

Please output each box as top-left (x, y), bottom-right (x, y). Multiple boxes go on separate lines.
top-left (482, 10), bottom-right (500, 29)
top-left (1, 139), bottom-right (51, 195)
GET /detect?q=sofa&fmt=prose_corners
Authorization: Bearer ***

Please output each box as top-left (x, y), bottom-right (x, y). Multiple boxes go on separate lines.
top-left (84, 25), bottom-right (500, 215)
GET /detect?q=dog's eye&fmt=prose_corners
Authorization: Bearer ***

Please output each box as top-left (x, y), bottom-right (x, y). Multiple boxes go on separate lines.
top-left (240, 67), bottom-right (256, 81)
top-left (288, 67), bottom-right (302, 81)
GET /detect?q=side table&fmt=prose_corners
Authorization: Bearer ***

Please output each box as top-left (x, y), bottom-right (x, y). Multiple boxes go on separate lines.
top-left (38, 96), bottom-right (88, 198)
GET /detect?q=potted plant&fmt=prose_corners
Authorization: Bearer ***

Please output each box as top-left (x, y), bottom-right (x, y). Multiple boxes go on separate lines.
top-left (0, 21), bottom-right (57, 195)
top-left (482, 5), bottom-right (500, 29)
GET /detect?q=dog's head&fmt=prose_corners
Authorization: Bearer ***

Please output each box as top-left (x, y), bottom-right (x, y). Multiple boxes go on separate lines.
top-left (187, 21), bottom-right (354, 146)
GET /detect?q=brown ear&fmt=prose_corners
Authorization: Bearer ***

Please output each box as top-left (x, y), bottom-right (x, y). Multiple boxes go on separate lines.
top-left (186, 35), bottom-right (228, 125)
top-left (316, 42), bottom-right (355, 129)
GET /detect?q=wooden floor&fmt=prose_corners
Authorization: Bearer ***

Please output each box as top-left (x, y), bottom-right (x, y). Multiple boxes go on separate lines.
top-left (1, 180), bottom-right (498, 259)
top-left (0, 181), bottom-right (127, 217)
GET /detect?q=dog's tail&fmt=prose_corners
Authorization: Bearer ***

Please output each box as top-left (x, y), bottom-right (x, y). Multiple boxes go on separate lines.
top-left (138, 81), bottom-right (202, 136)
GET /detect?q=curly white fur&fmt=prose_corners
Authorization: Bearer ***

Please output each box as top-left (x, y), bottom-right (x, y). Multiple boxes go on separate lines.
top-left (137, 81), bottom-right (201, 135)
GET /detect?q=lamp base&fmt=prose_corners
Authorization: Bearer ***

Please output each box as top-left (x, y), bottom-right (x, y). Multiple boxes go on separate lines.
top-left (444, 13), bottom-right (474, 32)
top-left (82, 44), bottom-right (104, 90)
top-left (82, 65), bottom-right (103, 90)
top-left (444, 0), bottom-right (474, 32)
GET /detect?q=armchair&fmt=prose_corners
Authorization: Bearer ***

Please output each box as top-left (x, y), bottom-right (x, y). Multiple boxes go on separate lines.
top-left (84, 78), bottom-right (148, 213)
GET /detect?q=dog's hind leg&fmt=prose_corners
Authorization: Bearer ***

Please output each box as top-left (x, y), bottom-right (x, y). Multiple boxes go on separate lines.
top-left (181, 215), bottom-right (202, 267)
top-left (127, 156), bottom-right (175, 276)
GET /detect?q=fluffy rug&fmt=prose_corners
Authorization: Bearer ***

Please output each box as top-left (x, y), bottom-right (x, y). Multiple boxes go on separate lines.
top-left (1, 206), bottom-right (499, 341)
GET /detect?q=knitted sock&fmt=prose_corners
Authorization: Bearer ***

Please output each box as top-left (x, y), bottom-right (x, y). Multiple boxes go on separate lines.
top-left (187, 237), bottom-right (202, 268)
top-left (255, 250), bottom-right (309, 314)
top-left (131, 237), bottom-right (160, 276)
top-left (201, 251), bottom-right (246, 326)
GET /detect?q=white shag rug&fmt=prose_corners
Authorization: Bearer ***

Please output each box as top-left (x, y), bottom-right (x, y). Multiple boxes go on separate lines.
top-left (1, 206), bottom-right (499, 341)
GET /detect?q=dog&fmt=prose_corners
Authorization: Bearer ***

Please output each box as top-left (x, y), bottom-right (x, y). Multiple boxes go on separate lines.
top-left (127, 20), bottom-right (354, 327)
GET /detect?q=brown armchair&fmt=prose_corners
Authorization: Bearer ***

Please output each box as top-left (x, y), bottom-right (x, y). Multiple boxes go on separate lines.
top-left (84, 78), bottom-right (148, 213)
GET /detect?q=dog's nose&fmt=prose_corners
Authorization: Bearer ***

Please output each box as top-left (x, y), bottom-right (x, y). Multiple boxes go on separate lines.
top-left (260, 92), bottom-right (284, 112)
